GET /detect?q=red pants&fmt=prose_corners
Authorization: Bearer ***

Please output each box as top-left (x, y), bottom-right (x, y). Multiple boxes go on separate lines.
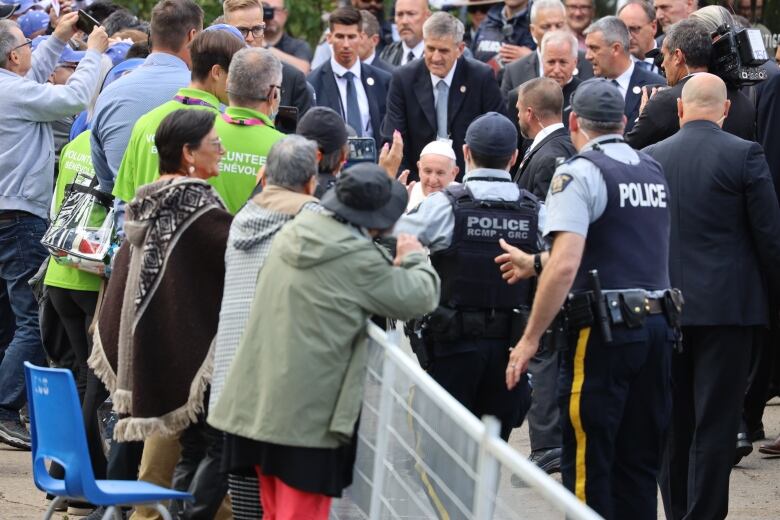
top-left (256, 467), bottom-right (332, 520)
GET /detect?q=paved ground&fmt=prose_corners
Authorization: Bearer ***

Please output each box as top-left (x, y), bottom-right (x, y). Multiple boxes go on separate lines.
top-left (2, 402), bottom-right (780, 519)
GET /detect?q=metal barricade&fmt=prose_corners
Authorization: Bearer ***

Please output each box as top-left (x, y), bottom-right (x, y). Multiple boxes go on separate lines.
top-left (330, 323), bottom-right (603, 520)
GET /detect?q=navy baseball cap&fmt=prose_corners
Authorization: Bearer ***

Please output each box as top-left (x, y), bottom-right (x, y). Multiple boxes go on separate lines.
top-left (570, 78), bottom-right (625, 123)
top-left (465, 111), bottom-right (518, 157)
top-left (297, 106), bottom-right (348, 154)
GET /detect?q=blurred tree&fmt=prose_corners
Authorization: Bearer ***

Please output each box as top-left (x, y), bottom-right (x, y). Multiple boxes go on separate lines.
top-left (286, 0), bottom-right (337, 48)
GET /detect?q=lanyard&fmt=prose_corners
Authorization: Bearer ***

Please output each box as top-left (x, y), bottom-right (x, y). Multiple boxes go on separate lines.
top-left (221, 113), bottom-right (266, 127)
top-left (174, 95), bottom-right (216, 109)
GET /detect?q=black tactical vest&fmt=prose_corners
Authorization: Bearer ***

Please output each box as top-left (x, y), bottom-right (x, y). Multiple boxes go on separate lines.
top-left (570, 149), bottom-right (671, 293)
top-left (430, 182), bottom-right (541, 310)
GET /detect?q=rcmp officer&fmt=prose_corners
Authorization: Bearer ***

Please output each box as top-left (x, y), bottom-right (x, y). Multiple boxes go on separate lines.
top-left (394, 112), bottom-right (545, 441)
top-left (497, 79), bottom-right (681, 519)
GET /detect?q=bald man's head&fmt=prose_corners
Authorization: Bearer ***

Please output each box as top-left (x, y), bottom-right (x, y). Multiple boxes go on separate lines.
top-left (678, 73), bottom-right (730, 127)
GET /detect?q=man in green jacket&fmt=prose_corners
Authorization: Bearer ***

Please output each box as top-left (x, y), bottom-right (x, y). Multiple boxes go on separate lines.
top-left (212, 47), bottom-right (285, 213)
top-left (209, 164), bottom-right (439, 518)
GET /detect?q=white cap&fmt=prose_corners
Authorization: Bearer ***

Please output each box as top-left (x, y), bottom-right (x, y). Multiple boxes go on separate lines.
top-left (419, 139), bottom-right (456, 161)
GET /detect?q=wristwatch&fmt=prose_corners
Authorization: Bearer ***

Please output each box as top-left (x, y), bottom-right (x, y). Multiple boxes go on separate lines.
top-left (533, 253), bottom-right (543, 275)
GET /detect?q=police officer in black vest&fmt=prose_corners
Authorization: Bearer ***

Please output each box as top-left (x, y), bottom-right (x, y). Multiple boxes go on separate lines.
top-left (395, 112), bottom-right (544, 441)
top-left (496, 79), bottom-right (681, 520)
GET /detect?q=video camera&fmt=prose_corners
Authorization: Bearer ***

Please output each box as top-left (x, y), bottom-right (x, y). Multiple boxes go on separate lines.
top-left (710, 24), bottom-right (768, 87)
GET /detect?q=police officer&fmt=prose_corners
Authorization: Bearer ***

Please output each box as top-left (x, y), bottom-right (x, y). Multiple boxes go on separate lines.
top-left (395, 112), bottom-right (544, 441)
top-left (497, 79), bottom-right (679, 520)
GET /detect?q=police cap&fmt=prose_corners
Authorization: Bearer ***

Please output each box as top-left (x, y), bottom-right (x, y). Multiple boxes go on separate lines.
top-left (570, 78), bottom-right (625, 123)
top-left (465, 111), bottom-right (517, 157)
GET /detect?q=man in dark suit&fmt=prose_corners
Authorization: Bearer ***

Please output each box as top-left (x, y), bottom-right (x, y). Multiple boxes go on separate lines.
top-left (514, 78), bottom-right (577, 197)
top-left (625, 18), bottom-right (756, 149)
top-left (223, 0), bottom-right (312, 115)
top-left (508, 30), bottom-right (582, 136)
top-left (644, 73), bottom-right (780, 520)
top-left (379, 0), bottom-right (430, 67)
top-left (507, 31), bottom-right (580, 175)
top-left (584, 16), bottom-right (665, 133)
top-left (500, 0), bottom-right (593, 99)
top-left (653, 0), bottom-right (695, 38)
top-left (357, 9), bottom-right (395, 74)
top-left (308, 6), bottom-right (391, 145)
top-left (382, 11), bottom-right (505, 180)
top-left (510, 77), bottom-right (575, 477)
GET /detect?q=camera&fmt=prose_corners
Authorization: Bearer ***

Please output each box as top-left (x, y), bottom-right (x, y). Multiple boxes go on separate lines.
top-left (710, 24), bottom-right (768, 87)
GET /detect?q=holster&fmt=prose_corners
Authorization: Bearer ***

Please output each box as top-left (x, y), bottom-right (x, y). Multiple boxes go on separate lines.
top-left (663, 288), bottom-right (685, 353)
top-left (405, 319), bottom-right (434, 370)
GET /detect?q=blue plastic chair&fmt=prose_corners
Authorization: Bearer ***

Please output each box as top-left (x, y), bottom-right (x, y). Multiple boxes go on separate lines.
top-left (24, 362), bottom-right (193, 520)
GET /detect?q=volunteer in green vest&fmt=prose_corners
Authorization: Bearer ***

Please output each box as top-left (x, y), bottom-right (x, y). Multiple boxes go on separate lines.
top-left (112, 30), bottom-right (245, 209)
top-left (43, 130), bottom-right (112, 505)
top-left (212, 47), bottom-right (285, 213)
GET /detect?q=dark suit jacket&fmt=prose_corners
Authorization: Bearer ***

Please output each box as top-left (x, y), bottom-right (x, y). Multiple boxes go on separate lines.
top-left (514, 126), bottom-right (576, 198)
top-left (368, 55), bottom-right (395, 74)
top-left (379, 41), bottom-right (405, 67)
top-left (500, 51), bottom-right (593, 97)
top-left (381, 56), bottom-right (506, 180)
top-left (280, 62), bottom-right (313, 116)
top-left (625, 75), bottom-right (756, 149)
top-left (755, 67), bottom-right (780, 204)
top-left (643, 120), bottom-right (780, 326)
top-left (623, 64), bottom-right (666, 133)
top-left (307, 61), bottom-right (391, 145)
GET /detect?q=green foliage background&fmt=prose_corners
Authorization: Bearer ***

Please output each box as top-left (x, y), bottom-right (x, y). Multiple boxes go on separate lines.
top-left (113, 0), bottom-right (778, 49)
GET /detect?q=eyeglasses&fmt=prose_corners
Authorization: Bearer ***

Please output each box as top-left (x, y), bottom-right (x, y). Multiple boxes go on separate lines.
top-left (208, 138), bottom-right (225, 154)
top-left (11, 38), bottom-right (32, 52)
top-left (236, 24), bottom-right (266, 39)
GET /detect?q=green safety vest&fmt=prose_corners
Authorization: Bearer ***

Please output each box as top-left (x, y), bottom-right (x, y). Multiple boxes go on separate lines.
top-left (212, 106), bottom-right (284, 213)
top-left (112, 87), bottom-right (221, 204)
top-left (44, 130), bottom-right (102, 292)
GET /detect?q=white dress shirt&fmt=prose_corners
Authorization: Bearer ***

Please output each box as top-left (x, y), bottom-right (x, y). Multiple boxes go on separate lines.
top-left (401, 40), bottom-right (424, 65)
top-left (364, 51), bottom-right (377, 66)
top-left (430, 61), bottom-right (458, 107)
top-left (612, 61), bottom-right (635, 99)
top-left (528, 122), bottom-right (565, 154)
top-left (537, 49), bottom-right (544, 77)
top-left (330, 57), bottom-right (372, 136)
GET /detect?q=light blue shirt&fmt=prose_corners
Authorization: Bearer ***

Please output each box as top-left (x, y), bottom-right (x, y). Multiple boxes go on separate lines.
top-left (90, 52), bottom-right (190, 193)
top-left (393, 167), bottom-right (547, 251)
top-left (0, 36), bottom-right (102, 218)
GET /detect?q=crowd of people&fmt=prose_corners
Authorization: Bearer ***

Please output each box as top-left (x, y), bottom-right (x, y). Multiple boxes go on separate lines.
top-left (0, 0), bottom-right (779, 519)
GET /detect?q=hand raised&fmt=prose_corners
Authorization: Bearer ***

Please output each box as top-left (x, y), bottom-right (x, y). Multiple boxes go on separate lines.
top-left (394, 233), bottom-right (424, 266)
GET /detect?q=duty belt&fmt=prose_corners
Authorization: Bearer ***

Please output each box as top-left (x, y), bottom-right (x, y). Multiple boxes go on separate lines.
top-left (565, 288), bottom-right (683, 331)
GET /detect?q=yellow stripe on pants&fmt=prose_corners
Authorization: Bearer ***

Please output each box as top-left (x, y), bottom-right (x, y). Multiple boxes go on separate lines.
top-left (569, 326), bottom-right (591, 503)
